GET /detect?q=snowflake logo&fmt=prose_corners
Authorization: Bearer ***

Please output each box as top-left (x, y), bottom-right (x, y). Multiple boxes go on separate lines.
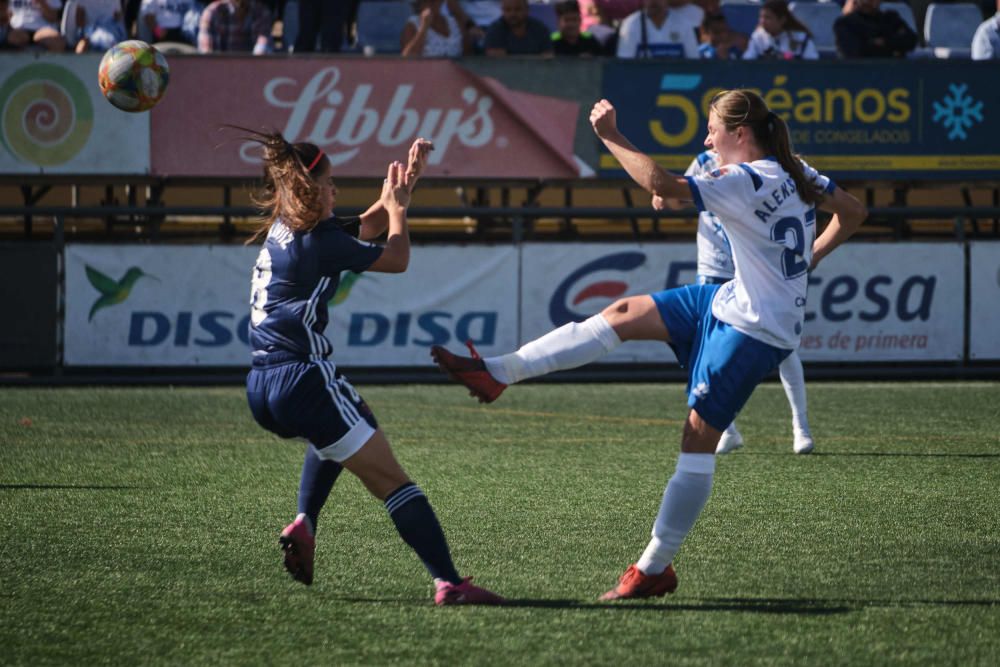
top-left (932, 84), bottom-right (984, 141)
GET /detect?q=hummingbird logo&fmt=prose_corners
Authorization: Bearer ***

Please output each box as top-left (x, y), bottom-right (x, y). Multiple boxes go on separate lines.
top-left (328, 273), bottom-right (368, 307)
top-left (85, 265), bottom-right (157, 321)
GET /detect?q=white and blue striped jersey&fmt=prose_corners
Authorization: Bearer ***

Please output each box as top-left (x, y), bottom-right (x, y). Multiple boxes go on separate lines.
top-left (685, 157), bottom-right (835, 349)
top-left (685, 151), bottom-right (735, 280)
top-left (249, 216), bottom-right (382, 362)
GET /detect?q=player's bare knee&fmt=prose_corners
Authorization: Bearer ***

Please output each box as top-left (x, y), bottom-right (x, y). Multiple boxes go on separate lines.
top-left (601, 298), bottom-right (633, 322)
top-left (601, 298), bottom-right (640, 337)
top-left (681, 411), bottom-right (720, 454)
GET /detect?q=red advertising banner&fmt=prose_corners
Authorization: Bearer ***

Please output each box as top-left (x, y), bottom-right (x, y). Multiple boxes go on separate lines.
top-left (150, 57), bottom-right (580, 179)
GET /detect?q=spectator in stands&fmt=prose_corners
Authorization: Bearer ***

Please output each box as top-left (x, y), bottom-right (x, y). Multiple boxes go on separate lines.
top-left (484, 0), bottom-right (552, 55)
top-left (444, 0), bottom-right (484, 49)
top-left (71, 0), bottom-right (128, 53)
top-left (971, 0), bottom-right (999, 59)
top-left (575, 0), bottom-right (619, 45)
top-left (401, 0), bottom-right (467, 57)
top-left (694, 0), bottom-right (719, 16)
top-left (667, 0), bottom-right (702, 26)
top-left (616, 0), bottom-right (701, 58)
top-left (743, 0), bottom-right (817, 60)
top-left (551, 0), bottom-right (604, 55)
top-left (0, 0), bottom-right (14, 49)
top-left (589, 0), bottom-right (641, 26)
top-left (697, 13), bottom-right (742, 59)
top-left (460, 0), bottom-right (500, 30)
top-left (6, 0), bottom-right (65, 51)
top-left (833, 0), bottom-right (917, 58)
top-left (140, 0), bottom-right (202, 46)
top-left (197, 0), bottom-right (272, 53)
top-left (293, 0), bottom-right (350, 52)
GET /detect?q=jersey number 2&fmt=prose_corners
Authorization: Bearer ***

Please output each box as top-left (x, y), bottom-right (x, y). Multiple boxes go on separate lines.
top-left (250, 248), bottom-right (272, 326)
top-left (771, 217), bottom-right (808, 279)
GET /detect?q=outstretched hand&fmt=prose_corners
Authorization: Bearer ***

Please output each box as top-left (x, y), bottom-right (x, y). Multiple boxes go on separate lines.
top-left (590, 99), bottom-right (618, 140)
top-left (380, 161), bottom-right (411, 214)
top-left (405, 138), bottom-right (434, 190)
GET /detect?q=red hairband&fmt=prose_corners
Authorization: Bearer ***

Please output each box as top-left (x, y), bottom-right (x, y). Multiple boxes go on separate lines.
top-left (306, 150), bottom-right (324, 172)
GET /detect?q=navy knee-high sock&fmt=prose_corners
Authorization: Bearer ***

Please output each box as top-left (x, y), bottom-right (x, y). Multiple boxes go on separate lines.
top-left (297, 446), bottom-right (343, 533)
top-left (385, 482), bottom-right (461, 585)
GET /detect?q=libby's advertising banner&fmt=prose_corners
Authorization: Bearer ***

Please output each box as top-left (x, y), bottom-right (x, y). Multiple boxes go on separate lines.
top-left (150, 57), bottom-right (580, 179)
top-left (969, 242), bottom-right (1000, 360)
top-left (520, 242), bottom-right (964, 363)
top-left (64, 244), bottom-right (518, 366)
top-left (601, 61), bottom-right (999, 180)
top-left (0, 54), bottom-right (150, 174)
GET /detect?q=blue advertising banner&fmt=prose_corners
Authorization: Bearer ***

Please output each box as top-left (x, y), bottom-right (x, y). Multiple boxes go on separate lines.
top-left (599, 61), bottom-right (998, 180)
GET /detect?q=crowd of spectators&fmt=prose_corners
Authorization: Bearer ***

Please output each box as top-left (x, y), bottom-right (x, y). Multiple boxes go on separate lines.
top-left (0, 0), bottom-right (996, 59)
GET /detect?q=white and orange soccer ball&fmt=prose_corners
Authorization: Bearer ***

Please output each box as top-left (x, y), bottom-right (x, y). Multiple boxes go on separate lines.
top-left (98, 40), bottom-right (169, 113)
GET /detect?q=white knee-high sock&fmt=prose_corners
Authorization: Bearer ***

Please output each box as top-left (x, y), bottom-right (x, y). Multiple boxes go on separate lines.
top-left (484, 314), bottom-right (622, 385)
top-left (637, 453), bottom-right (715, 575)
top-left (779, 351), bottom-right (810, 434)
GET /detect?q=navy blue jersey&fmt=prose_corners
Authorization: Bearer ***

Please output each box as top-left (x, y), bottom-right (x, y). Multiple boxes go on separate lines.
top-left (249, 216), bottom-right (382, 363)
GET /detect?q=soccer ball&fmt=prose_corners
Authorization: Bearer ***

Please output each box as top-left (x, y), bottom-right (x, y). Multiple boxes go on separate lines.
top-left (97, 40), bottom-right (169, 113)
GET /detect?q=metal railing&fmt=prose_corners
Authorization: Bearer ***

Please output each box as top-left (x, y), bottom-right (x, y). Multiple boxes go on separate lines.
top-left (2, 204), bottom-right (999, 242)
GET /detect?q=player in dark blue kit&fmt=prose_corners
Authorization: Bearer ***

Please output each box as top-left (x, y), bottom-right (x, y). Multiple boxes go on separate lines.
top-left (243, 130), bottom-right (503, 605)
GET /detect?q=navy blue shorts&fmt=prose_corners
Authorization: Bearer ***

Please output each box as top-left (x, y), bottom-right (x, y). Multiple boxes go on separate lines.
top-left (651, 284), bottom-right (791, 431)
top-left (247, 359), bottom-right (378, 462)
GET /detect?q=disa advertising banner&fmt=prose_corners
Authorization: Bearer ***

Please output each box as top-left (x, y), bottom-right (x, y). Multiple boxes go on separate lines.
top-left (64, 244), bottom-right (518, 367)
top-left (65, 244), bottom-right (258, 366)
top-left (0, 54), bottom-right (149, 174)
top-left (327, 246), bottom-right (518, 365)
top-left (969, 242), bottom-right (1000, 360)
top-left (601, 61), bottom-right (997, 180)
top-left (151, 58), bottom-right (580, 179)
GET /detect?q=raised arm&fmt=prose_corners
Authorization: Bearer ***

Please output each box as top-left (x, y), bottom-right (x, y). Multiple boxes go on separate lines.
top-left (590, 99), bottom-right (692, 201)
top-left (810, 186), bottom-right (868, 270)
top-left (359, 138), bottom-right (433, 240)
top-left (365, 162), bottom-right (412, 274)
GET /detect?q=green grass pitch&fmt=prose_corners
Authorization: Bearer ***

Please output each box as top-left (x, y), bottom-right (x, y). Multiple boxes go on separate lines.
top-left (2, 382), bottom-right (999, 665)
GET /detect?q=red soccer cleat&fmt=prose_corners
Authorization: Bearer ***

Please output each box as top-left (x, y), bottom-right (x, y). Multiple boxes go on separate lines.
top-left (599, 563), bottom-right (678, 601)
top-left (279, 517), bottom-right (315, 586)
top-left (434, 577), bottom-right (506, 606)
top-left (430, 341), bottom-right (507, 404)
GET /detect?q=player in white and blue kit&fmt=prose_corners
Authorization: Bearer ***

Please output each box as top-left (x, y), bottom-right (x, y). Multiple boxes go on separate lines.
top-left (432, 90), bottom-right (866, 600)
top-left (656, 149), bottom-right (827, 455)
top-left (244, 130), bottom-right (502, 605)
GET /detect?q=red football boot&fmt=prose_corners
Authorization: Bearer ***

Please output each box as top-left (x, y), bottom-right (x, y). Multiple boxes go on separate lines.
top-left (431, 341), bottom-right (507, 404)
top-left (599, 563), bottom-right (678, 601)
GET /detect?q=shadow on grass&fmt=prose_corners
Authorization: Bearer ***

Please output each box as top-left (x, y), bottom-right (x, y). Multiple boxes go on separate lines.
top-left (0, 483), bottom-right (138, 490)
top-left (338, 596), bottom-right (851, 615)
top-left (745, 452), bottom-right (1000, 459)
top-left (501, 598), bottom-right (851, 614)
top-left (811, 452), bottom-right (1000, 459)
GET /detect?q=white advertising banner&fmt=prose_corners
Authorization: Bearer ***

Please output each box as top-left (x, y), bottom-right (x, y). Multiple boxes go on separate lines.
top-left (0, 55), bottom-right (150, 174)
top-left (521, 243), bottom-right (697, 363)
top-left (969, 242), bottom-right (1000, 360)
top-left (65, 244), bottom-right (518, 367)
top-left (520, 242), bottom-right (963, 364)
top-left (66, 244), bottom-right (258, 366)
top-left (798, 243), bottom-right (964, 361)
top-left (327, 246), bottom-right (518, 365)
